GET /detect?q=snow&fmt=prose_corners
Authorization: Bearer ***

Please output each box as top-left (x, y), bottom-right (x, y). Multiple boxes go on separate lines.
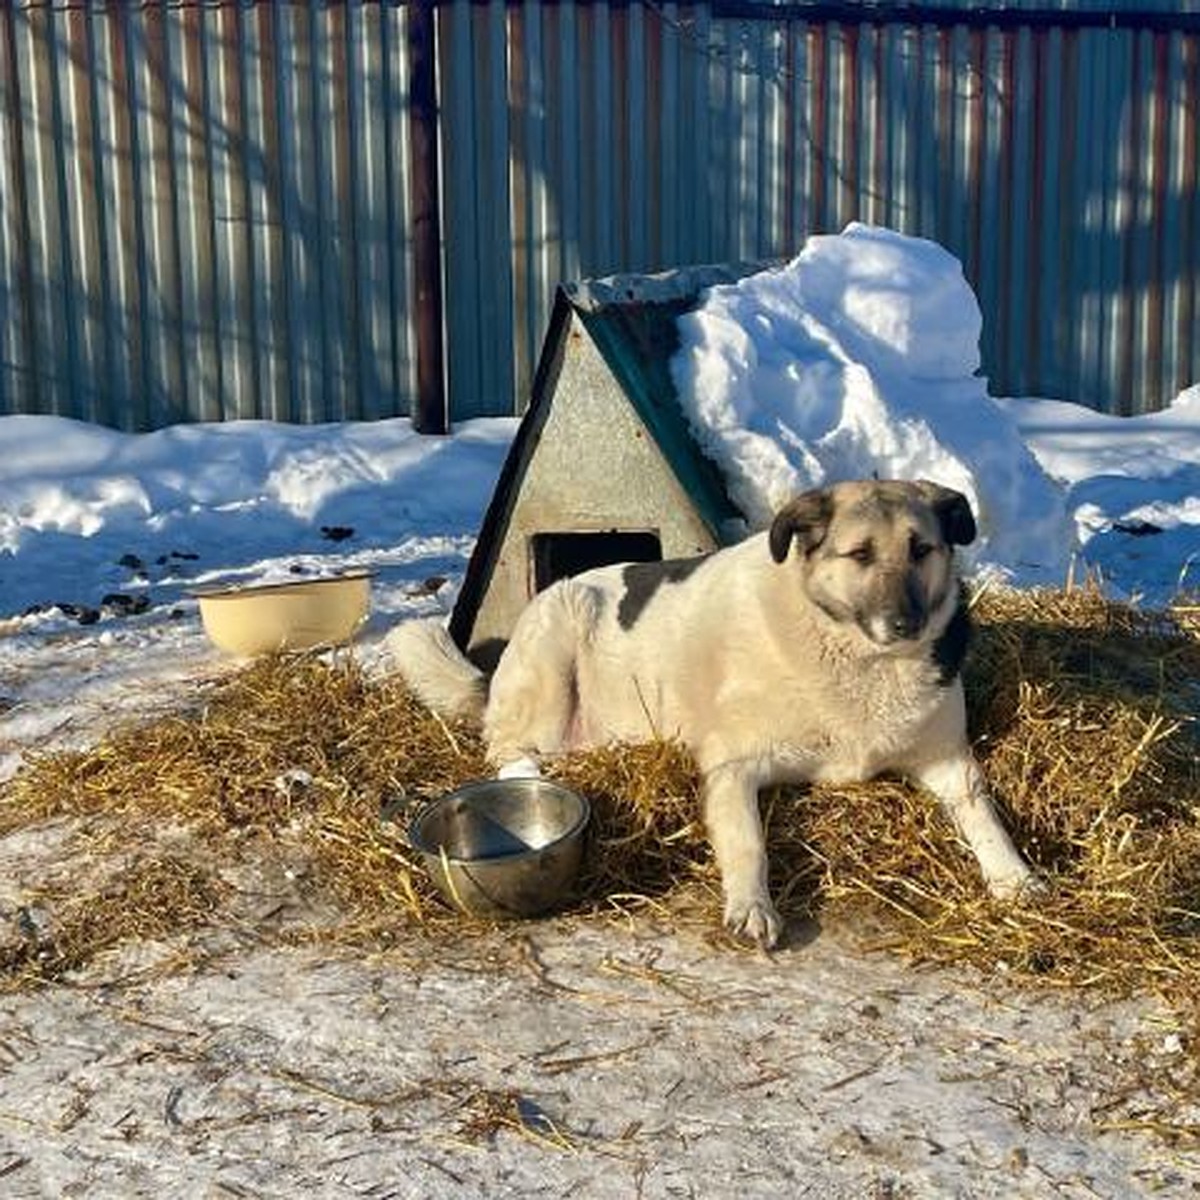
top-left (996, 387), bottom-right (1200, 600)
top-left (3, 922), bottom-right (1194, 1198)
top-left (0, 416), bottom-right (514, 779)
top-left (1, 225), bottom-right (1199, 1194)
top-left (671, 223), bottom-right (1199, 597)
top-left (0, 414), bottom-right (513, 611)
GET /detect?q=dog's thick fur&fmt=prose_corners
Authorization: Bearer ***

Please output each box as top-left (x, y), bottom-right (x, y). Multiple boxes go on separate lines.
top-left (388, 480), bottom-right (1035, 946)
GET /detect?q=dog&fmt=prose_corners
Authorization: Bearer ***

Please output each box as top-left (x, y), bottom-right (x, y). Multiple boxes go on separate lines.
top-left (388, 479), bottom-right (1036, 947)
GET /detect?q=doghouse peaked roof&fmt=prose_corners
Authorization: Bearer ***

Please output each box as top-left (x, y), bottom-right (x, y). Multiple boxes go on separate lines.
top-left (563, 265), bottom-right (766, 537)
top-left (449, 262), bottom-right (771, 656)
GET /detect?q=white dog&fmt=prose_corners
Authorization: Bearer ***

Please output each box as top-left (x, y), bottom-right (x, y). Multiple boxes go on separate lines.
top-left (388, 480), bottom-right (1035, 947)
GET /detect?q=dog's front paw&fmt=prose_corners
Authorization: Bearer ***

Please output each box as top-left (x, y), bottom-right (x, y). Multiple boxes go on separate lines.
top-left (723, 894), bottom-right (782, 949)
top-left (987, 868), bottom-right (1046, 904)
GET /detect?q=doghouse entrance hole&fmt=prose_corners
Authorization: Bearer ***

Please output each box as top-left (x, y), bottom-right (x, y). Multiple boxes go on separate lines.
top-left (531, 531), bottom-right (662, 593)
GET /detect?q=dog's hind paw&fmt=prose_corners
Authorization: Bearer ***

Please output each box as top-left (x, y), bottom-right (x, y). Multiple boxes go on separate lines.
top-left (497, 756), bottom-right (542, 780)
top-left (724, 896), bottom-right (782, 950)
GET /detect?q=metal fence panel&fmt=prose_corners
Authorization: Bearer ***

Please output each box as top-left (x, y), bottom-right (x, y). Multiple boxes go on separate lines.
top-left (479, 1), bottom-right (1200, 416)
top-left (0, 1), bottom-right (1197, 428)
top-left (0, 0), bottom-right (420, 430)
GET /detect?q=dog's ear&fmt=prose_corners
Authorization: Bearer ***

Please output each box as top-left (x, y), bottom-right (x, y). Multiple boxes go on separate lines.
top-left (917, 481), bottom-right (977, 547)
top-left (769, 489), bottom-right (833, 563)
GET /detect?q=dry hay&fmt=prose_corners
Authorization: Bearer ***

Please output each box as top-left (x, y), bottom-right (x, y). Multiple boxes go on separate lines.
top-left (1, 585), bottom-right (1199, 1127)
top-left (0, 653), bottom-right (491, 987)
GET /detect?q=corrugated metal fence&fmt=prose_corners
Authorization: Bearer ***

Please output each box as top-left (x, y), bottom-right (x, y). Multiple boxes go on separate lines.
top-left (1, 1), bottom-right (1198, 429)
top-left (1, 1), bottom-right (417, 428)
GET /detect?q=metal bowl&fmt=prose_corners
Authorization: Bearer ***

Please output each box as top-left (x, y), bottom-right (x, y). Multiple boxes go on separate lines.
top-left (408, 778), bottom-right (591, 919)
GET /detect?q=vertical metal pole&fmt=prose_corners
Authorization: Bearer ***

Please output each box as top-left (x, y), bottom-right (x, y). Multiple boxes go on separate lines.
top-left (408, 0), bottom-right (448, 433)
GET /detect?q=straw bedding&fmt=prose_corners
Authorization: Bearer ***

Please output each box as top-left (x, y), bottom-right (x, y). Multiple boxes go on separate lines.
top-left (1, 585), bottom-right (1198, 1121)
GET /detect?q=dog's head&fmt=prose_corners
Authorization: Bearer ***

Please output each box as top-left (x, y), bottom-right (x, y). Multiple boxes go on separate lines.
top-left (768, 479), bottom-right (974, 647)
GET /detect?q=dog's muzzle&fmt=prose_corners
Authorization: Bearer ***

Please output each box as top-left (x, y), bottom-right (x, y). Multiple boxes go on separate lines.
top-left (862, 578), bottom-right (927, 645)
top-left (863, 612), bottom-right (924, 645)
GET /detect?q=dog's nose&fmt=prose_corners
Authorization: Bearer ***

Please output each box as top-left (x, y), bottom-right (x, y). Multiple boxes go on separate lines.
top-left (889, 613), bottom-right (921, 639)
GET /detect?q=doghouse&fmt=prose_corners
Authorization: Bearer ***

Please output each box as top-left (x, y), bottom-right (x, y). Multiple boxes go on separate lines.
top-left (449, 263), bottom-right (769, 670)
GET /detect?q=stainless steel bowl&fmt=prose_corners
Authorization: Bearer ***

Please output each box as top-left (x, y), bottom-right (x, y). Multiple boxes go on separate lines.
top-left (408, 778), bottom-right (590, 919)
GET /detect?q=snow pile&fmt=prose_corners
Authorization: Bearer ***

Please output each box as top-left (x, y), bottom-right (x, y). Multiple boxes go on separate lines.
top-left (671, 223), bottom-right (1075, 583)
top-left (998, 386), bottom-right (1200, 598)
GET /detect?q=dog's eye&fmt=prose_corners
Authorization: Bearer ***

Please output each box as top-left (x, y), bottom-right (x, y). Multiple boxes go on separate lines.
top-left (911, 542), bottom-right (935, 562)
top-left (845, 544), bottom-right (874, 565)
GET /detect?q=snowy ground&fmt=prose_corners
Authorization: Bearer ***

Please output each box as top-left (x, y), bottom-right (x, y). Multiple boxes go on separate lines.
top-left (2, 228), bottom-right (1199, 1194)
top-left (2, 884), bottom-right (1198, 1198)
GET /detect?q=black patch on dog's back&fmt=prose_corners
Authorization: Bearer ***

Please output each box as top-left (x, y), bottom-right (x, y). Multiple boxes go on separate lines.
top-left (931, 585), bottom-right (971, 685)
top-left (467, 637), bottom-right (508, 675)
top-left (617, 555), bottom-right (708, 630)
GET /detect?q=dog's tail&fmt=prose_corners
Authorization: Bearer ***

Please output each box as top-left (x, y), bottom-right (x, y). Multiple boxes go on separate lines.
top-left (384, 618), bottom-right (487, 721)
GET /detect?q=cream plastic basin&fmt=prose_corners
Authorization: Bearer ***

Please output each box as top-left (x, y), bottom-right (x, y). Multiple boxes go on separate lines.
top-left (193, 571), bottom-right (372, 656)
